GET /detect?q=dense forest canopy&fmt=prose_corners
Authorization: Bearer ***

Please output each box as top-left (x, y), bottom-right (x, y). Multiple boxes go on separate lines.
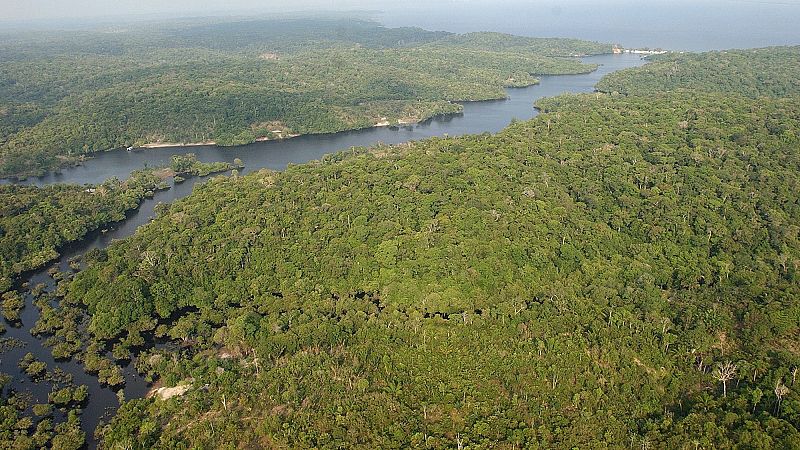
top-left (42, 45), bottom-right (800, 447)
top-left (2, 24), bottom-right (799, 448)
top-left (427, 32), bottom-right (613, 57)
top-left (0, 18), bottom-right (451, 60)
top-left (0, 155), bottom-right (237, 296)
top-left (0, 157), bottom-right (239, 448)
top-left (0, 172), bottom-right (163, 294)
top-left (596, 46), bottom-right (800, 98)
top-left (0, 18), bottom-right (610, 179)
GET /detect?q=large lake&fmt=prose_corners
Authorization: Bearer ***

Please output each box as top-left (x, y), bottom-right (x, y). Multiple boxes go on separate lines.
top-left (378, 0), bottom-right (800, 51)
top-left (0, 53), bottom-right (645, 447)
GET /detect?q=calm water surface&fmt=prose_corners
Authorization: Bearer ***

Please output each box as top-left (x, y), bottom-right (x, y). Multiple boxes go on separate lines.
top-left (12, 54), bottom-right (645, 187)
top-left (0, 53), bottom-right (645, 446)
top-left (378, 0), bottom-right (800, 51)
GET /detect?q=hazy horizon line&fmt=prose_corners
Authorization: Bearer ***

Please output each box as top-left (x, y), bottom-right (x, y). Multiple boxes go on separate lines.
top-left (0, 8), bottom-right (387, 31)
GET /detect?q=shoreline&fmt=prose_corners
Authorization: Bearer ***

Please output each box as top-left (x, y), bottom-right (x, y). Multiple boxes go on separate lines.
top-left (140, 141), bottom-right (217, 149)
top-left (135, 133), bottom-right (301, 151)
top-left (2, 54), bottom-right (617, 181)
top-left (129, 111), bottom-right (465, 152)
top-left (0, 52), bottom-right (645, 448)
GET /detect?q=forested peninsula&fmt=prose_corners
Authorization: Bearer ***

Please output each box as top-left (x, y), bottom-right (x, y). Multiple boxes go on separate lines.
top-left (0, 154), bottom-right (239, 297)
top-left (0, 19), bottom-right (610, 179)
top-left (596, 46), bottom-right (800, 97)
top-left (9, 46), bottom-right (790, 448)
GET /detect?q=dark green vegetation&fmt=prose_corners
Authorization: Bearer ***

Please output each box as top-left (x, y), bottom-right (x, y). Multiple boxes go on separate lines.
top-left (0, 18), bottom-right (610, 179)
top-left (0, 365), bottom-right (88, 450)
top-left (169, 153), bottom-right (243, 178)
top-left (0, 157), bottom-right (239, 450)
top-left (596, 46), bottom-right (800, 97)
top-left (2, 347), bottom-right (88, 449)
top-left (0, 170), bottom-right (165, 295)
top-left (0, 155), bottom-right (239, 297)
top-left (44, 46), bottom-right (799, 447)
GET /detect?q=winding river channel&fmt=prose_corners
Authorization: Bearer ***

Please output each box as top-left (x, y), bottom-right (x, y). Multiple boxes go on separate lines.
top-left (0, 53), bottom-right (645, 447)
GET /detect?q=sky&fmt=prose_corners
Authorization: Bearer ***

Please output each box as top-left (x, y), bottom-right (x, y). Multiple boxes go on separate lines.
top-left (6, 0), bottom-right (387, 20)
top-left (3, 0), bottom-right (796, 22)
top-left (1, 0), bottom-right (799, 50)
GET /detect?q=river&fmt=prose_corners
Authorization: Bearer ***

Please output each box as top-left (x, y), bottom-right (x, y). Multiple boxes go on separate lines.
top-left (0, 53), bottom-right (646, 447)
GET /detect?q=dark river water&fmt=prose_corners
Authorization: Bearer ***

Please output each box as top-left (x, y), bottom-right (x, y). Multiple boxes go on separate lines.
top-left (12, 54), bottom-right (645, 187)
top-left (0, 53), bottom-right (646, 446)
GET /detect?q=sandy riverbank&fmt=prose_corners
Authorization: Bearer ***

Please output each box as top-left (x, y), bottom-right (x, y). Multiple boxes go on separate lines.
top-left (140, 141), bottom-right (217, 149)
top-left (139, 133), bottom-right (304, 150)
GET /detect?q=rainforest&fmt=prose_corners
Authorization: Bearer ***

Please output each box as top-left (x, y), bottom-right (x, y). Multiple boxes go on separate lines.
top-left (1, 15), bottom-right (799, 450)
top-left (0, 18), bottom-right (609, 179)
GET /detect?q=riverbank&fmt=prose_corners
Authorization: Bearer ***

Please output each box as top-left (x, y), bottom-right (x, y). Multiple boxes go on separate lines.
top-left (0, 170), bottom-right (169, 294)
top-left (0, 158), bottom-right (238, 297)
top-left (3, 54), bottom-right (644, 188)
top-left (130, 106), bottom-right (466, 154)
top-left (0, 53), bottom-right (648, 447)
top-left (140, 141), bottom-right (217, 149)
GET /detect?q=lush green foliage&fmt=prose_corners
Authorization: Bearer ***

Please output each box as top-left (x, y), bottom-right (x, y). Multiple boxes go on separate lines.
top-left (0, 18), bottom-right (450, 60)
top-left (0, 170), bottom-right (165, 293)
top-left (169, 153), bottom-right (242, 177)
top-left (596, 46), bottom-right (800, 97)
top-left (0, 290), bottom-right (24, 323)
top-left (6, 28), bottom-right (797, 448)
top-left (0, 365), bottom-right (87, 450)
top-left (0, 153), bottom-right (240, 295)
top-left (0, 18), bottom-right (609, 178)
top-left (428, 32), bottom-right (613, 56)
top-left (52, 87), bottom-right (799, 447)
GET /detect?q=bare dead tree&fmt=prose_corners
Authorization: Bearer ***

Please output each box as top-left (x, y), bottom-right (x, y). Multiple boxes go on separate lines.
top-left (775, 380), bottom-right (790, 415)
top-left (713, 361), bottom-right (737, 397)
top-left (252, 348), bottom-right (260, 376)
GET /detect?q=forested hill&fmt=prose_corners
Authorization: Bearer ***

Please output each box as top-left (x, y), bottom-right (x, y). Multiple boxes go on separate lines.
top-left (0, 19), bottom-right (451, 60)
top-left (50, 84), bottom-right (800, 446)
top-left (425, 31), bottom-right (613, 56)
top-left (0, 18), bottom-right (610, 179)
top-left (596, 46), bottom-right (800, 97)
